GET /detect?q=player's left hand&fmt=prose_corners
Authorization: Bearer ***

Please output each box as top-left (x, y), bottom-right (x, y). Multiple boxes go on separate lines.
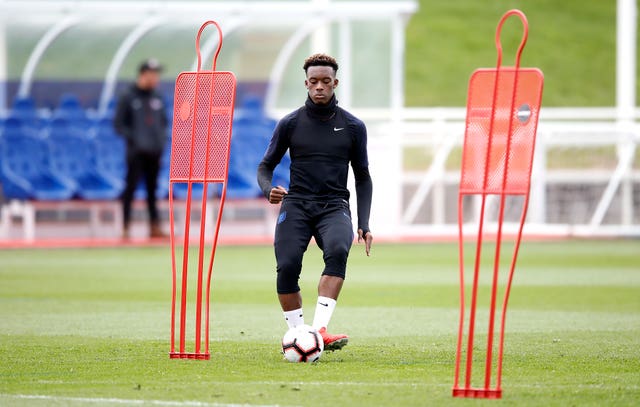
top-left (357, 229), bottom-right (373, 257)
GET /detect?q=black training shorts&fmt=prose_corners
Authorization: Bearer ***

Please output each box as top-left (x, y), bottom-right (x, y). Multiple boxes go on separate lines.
top-left (274, 198), bottom-right (354, 294)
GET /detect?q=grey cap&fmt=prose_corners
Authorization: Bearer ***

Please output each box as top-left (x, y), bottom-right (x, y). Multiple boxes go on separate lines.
top-left (139, 58), bottom-right (163, 73)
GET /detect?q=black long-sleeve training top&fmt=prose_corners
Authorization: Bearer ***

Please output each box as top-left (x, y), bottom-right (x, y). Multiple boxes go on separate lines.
top-left (257, 95), bottom-right (373, 234)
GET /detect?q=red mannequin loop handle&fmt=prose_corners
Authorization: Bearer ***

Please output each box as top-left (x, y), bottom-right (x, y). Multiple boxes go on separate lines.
top-left (495, 9), bottom-right (528, 69)
top-left (195, 20), bottom-right (223, 72)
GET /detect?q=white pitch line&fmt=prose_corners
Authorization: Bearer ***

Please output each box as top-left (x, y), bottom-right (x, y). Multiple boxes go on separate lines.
top-left (0, 394), bottom-right (294, 407)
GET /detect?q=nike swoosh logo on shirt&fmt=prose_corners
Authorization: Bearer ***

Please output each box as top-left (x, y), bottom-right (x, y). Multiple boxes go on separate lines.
top-left (333, 127), bottom-right (344, 132)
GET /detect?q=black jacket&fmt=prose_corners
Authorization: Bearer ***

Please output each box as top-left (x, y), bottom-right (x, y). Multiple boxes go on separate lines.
top-left (113, 84), bottom-right (168, 155)
top-left (257, 96), bottom-right (373, 234)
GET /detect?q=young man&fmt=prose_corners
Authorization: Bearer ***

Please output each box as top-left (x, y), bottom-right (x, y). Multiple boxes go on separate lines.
top-left (114, 58), bottom-right (168, 239)
top-left (257, 53), bottom-right (373, 350)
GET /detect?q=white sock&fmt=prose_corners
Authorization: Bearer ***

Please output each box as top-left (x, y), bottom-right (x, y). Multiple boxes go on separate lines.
top-left (312, 296), bottom-right (337, 330)
top-left (283, 308), bottom-right (304, 329)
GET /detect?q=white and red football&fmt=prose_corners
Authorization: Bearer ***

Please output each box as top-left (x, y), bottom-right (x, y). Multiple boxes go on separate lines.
top-left (281, 325), bottom-right (324, 363)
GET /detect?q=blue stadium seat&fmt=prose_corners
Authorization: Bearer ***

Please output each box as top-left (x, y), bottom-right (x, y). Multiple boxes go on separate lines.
top-left (11, 96), bottom-right (36, 118)
top-left (46, 119), bottom-right (121, 200)
top-left (1, 117), bottom-right (26, 138)
top-left (158, 139), bottom-right (171, 198)
top-left (0, 129), bottom-right (75, 200)
top-left (228, 120), bottom-right (267, 199)
top-left (46, 116), bottom-right (84, 140)
top-left (92, 118), bottom-right (125, 195)
top-left (53, 93), bottom-right (92, 135)
top-left (54, 93), bottom-right (84, 119)
top-left (9, 96), bottom-right (46, 132)
top-left (164, 95), bottom-right (174, 128)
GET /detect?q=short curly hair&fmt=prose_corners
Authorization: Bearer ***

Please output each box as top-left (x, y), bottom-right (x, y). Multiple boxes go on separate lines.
top-left (303, 53), bottom-right (339, 73)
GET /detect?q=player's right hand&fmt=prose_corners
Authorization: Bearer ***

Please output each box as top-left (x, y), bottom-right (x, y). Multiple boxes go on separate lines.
top-left (268, 186), bottom-right (288, 204)
top-left (358, 229), bottom-right (373, 257)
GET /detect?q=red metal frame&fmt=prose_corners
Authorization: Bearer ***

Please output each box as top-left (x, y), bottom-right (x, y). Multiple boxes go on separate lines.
top-left (169, 21), bottom-right (237, 360)
top-left (453, 9), bottom-right (544, 398)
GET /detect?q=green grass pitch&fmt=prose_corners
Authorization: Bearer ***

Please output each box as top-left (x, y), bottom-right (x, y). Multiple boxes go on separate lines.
top-left (0, 240), bottom-right (639, 406)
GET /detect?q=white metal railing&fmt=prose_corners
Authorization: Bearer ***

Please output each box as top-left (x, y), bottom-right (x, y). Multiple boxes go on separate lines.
top-left (2, 107), bottom-right (638, 241)
top-left (266, 107), bottom-right (640, 238)
top-left (382, 107), bottom-right (640, 237)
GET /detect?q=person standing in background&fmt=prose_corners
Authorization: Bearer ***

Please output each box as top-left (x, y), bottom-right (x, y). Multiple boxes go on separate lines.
top-left (114, 58), bottom-right (168, 239)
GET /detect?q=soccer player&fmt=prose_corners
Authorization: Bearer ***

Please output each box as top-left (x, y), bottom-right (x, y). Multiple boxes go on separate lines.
top-left (257, 53), bottom-right (373, 351)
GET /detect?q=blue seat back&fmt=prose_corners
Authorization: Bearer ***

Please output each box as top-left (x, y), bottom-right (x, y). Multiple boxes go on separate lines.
top-left (1, 117), bottom-right (25, 138)
top-left (2, 114), bottom-right (42, 139)
top-left (55, 94), bottom-right (84, 119)
top-left (228, 122), bottom-right (290, 195)
top-left (53, 93), bottom-right (92, 134)
top-left (227, 96), bottom-right (289, 198)
top-left (1, 132), bottom-right (47, 180)
top-left (47, 117), bottom-right (81, 139)
top-left (93, 119), bottom-right (126, 180)
top-left (47, 119), bottom-right (93, 180)
top-left (12, 96), bottom-right (36, 116)
top-left (10, 97), bottom-right (43, 130)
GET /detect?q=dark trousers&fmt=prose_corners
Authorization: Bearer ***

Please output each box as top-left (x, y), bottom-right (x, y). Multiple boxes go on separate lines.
top-left (121, 151), bottom-right (161, 228)
top-left (274, 198), bottom-right (354, 294)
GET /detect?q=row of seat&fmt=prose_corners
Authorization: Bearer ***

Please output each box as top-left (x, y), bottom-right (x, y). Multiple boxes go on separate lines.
top-left (0, 96), bottom-right (290, 201)
top-left (7, 93), bottom-right (117, 132)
